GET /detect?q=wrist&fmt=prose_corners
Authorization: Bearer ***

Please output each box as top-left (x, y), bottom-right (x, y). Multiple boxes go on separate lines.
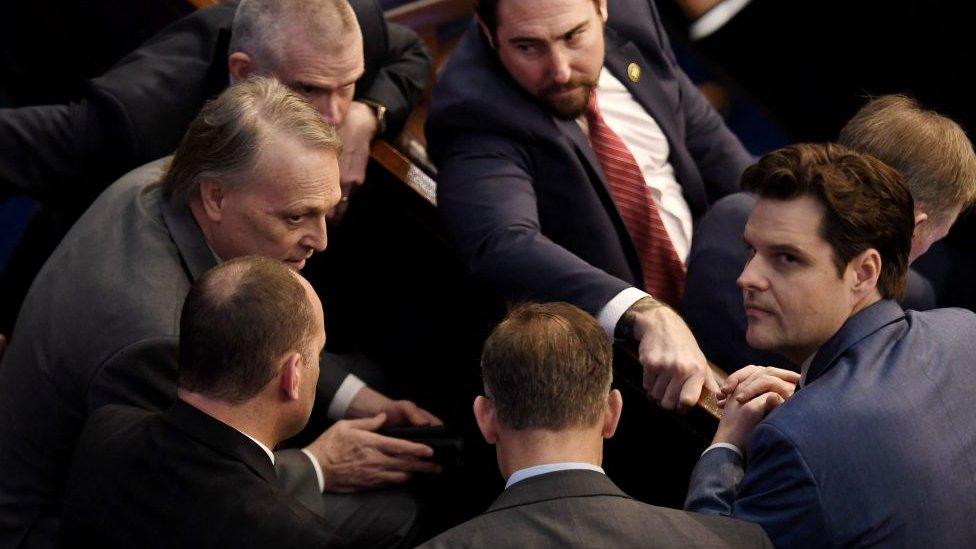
top-left (616, 297), bottom-right (665, 341)
top-left (355, 99), bottom-right (386, 136)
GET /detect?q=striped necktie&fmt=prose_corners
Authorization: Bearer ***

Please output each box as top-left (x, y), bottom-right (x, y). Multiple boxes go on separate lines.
top-left (585, 91), bottom-right (685, 307)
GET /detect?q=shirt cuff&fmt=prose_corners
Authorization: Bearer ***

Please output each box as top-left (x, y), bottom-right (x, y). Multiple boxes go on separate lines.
top-left (326, 374), bottom-right (366, 421)
top-left (702, 442), bottom-right (744, 459)
top-left (689, 0), bottom-right (753, 40)
top-left (299, 448), bottom-right (326, 492)
top-left (597, 287), bottom-right (651, 337)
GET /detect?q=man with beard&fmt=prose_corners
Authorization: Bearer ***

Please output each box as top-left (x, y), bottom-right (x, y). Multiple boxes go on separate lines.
top-left (427, 0), bottom-right (753, 411)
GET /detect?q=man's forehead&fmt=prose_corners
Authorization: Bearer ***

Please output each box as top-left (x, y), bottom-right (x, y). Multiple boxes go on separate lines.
top-left (497, 0), bottom-right (598, 37)
top-left (745, 195), bottom-right (826, 246)
top-left (278, 29), bottom-right (364, 82)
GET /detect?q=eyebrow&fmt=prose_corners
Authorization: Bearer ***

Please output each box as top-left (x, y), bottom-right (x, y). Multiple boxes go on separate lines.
top-left (768, 243), bottom-right (811, 259)
top-left (508, 21), bottom-right (588, 45)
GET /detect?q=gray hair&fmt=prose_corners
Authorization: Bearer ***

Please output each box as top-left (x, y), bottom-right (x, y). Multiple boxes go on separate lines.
top-left (229, 0), bottom-right (358, 69)
top-left (161, 75), bottom-right (341, 207)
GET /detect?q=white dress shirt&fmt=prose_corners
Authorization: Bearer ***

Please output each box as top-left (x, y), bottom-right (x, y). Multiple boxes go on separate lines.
top-left (588, 67), bottom-right (694, 335)
top-left (505, 462), bottom-right (606, 489)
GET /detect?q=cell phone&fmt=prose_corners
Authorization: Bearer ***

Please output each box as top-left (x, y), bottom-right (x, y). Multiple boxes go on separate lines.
top-left (378, 425), bottom-right (463, 468)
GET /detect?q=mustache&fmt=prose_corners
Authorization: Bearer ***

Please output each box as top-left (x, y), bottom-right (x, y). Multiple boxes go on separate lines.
top-left (541, 78), bottom-right (596, 98)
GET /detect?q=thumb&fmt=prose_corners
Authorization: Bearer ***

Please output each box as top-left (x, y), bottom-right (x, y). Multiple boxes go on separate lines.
top-left (346, 412), bottom-right (387, 432)
top-left (704, 369), bottom-right (722, 394)
top-left (762, 392), bottom-right (785, 414)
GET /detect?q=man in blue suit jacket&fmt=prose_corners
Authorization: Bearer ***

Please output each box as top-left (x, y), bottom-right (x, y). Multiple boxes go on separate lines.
top-left (684, 143), bottom-right (976, 547)
top-left (427, 0), bottom-right (753, 411)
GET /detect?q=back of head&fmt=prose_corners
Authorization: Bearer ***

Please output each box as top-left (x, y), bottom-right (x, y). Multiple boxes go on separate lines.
top-left (839, 95), bottom-right (976, 222)
top-left (179, 256), bottom-right (315, 403)
top-left (481, 302), bottom-right (612, 430)
top-left (161, 75), bottom-right (341, 208)
top-left (742, 143), bottom-right (915, 301)
top-left (230, 0), bottom-right (358, 70)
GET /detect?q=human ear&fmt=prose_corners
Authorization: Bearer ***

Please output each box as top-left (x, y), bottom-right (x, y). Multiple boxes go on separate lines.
top-left (850, 248), bottom-right (882, 295)
top-left (279, 352), bottom-right (303, 401)
top-left (473, 395), bottom-right (499, 444)
top-left (227, 52), bottom-right (255, 83)
top-left (198, 179), bottom-right (226, 223)
top-left (602, 389), bottom-right (623, 439)
top-left (597, 0), bottom-right (609, 22)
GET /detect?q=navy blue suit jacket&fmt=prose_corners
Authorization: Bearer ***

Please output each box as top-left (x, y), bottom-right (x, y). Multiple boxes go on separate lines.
top-left (426, 0), bottom-right (752, 315)
top-left (681, 192), bottom-right (936, 373)
top-left (685, 300), bottom-right (976, 547)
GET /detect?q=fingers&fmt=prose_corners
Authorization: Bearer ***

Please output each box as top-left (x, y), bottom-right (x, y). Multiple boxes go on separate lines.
top-left (723, 365), bottom-right (764, 392)
top-left (398, 402), bottom-right (437, 427)
top-left (674, 373), bottom-right (704, 413)
top-left (370, 433), bottom-right (435, 459)
top-left (735, 374), bottom-right (796, 404)
top-left (345, 412), bottom-right (388, 432)
top-left (380, 454), bottom-right (442, 475)
top-left (704, 369), bottom-right (722, 394)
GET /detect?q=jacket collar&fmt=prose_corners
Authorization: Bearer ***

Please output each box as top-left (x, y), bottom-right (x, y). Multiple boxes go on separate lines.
top-left (486, 469), bottom-right (632, 514)
top-left (163, 399), bottom-right (277, 484)
top-left (804, 299), bottom-right (905, 386)
top-left (160, 193), bottom-right (218, 282)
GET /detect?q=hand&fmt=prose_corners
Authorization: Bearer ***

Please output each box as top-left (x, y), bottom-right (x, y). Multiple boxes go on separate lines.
top-left (330, 101), bottom-right (379, 223)
top-left (716, 365), bottom-right (800, 409)
top-left (632, 303), bottom-right (720, 412)
top-left (380, 399), bottom-right (444, 428)
top-left (346, 386), bottom-right (443, 428)
top-left (304, 413), bottom-right (442, 493)
top-left (712, 366), bottom-right (798, 450)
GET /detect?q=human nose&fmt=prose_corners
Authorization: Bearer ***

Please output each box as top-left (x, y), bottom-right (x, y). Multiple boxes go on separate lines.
top-left (315, 94), bottom-right (343, 128)
top-left (549, 47), bottom-right (572, 85)
top-left (303, 216), bottom-right (328, 252)
top-left (737, 255), bottom-right (768, 291)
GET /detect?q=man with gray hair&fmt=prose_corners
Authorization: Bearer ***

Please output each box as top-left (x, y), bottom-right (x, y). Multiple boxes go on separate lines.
top-left (0, 77), bottom-right (438, 548)
top-left (0, 0), bottom-right (431, 334)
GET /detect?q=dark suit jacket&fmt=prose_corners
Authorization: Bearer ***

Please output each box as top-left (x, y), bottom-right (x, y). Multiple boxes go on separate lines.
top-left (681, 192), bottom-right (936, 373)
top-left (685, 300), bottom-right (976, 547)
top-left (426, 0), bottom-right (753, 315)
top-left (419, 469), bottom-right (771, 548)
top-left (59, 401), bottom-right (343, 548)
top-left (0, 0), bottom-right (431, 205)
top-left (0, 160), bottom-right (334, 548)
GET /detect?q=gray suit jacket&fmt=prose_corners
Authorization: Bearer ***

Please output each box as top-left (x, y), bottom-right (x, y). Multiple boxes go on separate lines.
top-left (0, 159), bottom-right (336, 547)
top-left (420, 469), bottom-right (772, 548)
top-left (685, 300), bottom-right (976, 547)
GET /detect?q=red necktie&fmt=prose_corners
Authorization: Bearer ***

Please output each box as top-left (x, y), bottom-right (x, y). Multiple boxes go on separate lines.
top-left (585, 91), bottom-right (685, 307)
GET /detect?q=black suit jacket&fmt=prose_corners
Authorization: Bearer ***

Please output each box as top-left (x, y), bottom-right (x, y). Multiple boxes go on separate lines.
top-left (60, 401), bottom-right (343, 548)
top-left (419, 469), bottom-right (771, 548)
top-left (0, 0), bottom-right (431, 205)
top-left (426, 0), bottom-right (753, 315)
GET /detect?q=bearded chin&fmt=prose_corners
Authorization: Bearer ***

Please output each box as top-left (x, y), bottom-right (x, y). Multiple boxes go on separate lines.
top-left (546, 84), bottom-right (593, 120)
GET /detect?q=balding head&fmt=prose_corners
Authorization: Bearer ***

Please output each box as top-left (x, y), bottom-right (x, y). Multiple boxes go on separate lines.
top-left (179, 255), bottom-right (322, 404)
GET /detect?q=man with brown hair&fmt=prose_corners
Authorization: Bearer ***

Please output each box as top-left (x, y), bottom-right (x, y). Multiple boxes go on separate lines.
top-left (420, 302), bottom-right (771, 547)
top-left (61, 256), bottom-right (342, 547)
top-left (0, 77), bottom-right (437, 548)
top-left (685, 143), bottom-right (976, 547)
top-left (682, 95), bottom-right (976, 372)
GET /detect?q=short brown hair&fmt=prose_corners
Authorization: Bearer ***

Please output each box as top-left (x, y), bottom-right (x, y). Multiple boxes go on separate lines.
top-left (161, 76), bottom-right (340, 208)
top-left (179, 256), bottom-right (316, 403)
top-left (480, 302), bottom-right (612, 430)
top-left (742, 143), bottom-right (914, 301)
top-left (475, 0), bottom-right (600, 36)
top-left (839, 95), bottom-right (976, 222)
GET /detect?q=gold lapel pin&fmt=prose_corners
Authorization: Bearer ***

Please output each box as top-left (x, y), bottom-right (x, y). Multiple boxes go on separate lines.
top-left (627, 62), bottom-right (641, 83)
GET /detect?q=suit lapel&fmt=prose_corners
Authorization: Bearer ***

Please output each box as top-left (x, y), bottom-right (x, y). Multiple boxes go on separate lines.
top-left (486, 469), bottom-right (633, 514)
top-left (163, 400), bottom-right (278, 484)
top-left (160, 190), bottom-right (218, 282)
top-left (804, 300), bottom-right (906, 386)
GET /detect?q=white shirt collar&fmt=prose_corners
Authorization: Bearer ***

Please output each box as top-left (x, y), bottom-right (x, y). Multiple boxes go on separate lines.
top-left (505, 462), bottom-right (605, 489)
top-left (238, 431), bottom-right (275, 465)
